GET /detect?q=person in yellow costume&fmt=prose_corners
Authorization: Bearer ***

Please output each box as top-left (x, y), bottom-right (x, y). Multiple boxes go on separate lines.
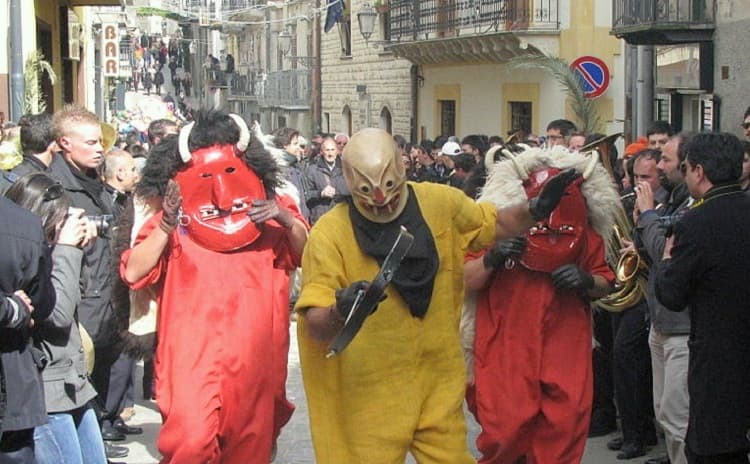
top-left (296, 128), bottom-right (579, 463)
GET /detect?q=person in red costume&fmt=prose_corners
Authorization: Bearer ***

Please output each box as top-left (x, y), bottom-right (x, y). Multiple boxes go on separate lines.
top-left (463, 145), bottom-right (619, 464)
top-left (119, 110), bottom-right (308, 463)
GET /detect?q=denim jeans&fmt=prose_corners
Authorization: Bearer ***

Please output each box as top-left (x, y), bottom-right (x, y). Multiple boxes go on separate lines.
top-left (33, 405), bottom-right (106, 464)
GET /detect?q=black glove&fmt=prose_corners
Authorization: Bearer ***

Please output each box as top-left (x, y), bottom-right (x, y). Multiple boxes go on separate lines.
top-left (160, 180), bottom-right (183, 233)
top-left (550, 264), bottom-right (595, 291)
top-left (528, 168), bottom-right (581, 221)
top-left (483, 236), bottom-right (527, 271)
top-left (334, 280), bottom-right (386, 320)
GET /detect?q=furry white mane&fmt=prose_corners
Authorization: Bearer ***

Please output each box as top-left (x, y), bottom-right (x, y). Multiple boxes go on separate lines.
top-left (252, 120), bottom-right (288, 168)
top-left (251, 120), bottom-right (301, 207)
top-left (479, 145), bottom-right (620, 240)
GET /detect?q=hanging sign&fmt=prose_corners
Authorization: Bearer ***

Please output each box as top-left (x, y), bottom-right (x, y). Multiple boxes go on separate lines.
top-left (102, 23), bottom-right (119, 77)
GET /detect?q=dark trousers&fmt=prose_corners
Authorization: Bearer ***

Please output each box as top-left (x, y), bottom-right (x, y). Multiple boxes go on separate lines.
top-left (102, 352), bottom-right (136, 429)
top-left (686, 444), bottom-right (750, 464)
top-left (0, 429), bottom-right (35, 464)
top-left (142, 358), bottom-right (155, 400)
top-left (613, 302), bottom-right (655, 444)
top-left (90, 345), bottom-right (119, 409)
top-left (592, 308), bottom-right (616, 421)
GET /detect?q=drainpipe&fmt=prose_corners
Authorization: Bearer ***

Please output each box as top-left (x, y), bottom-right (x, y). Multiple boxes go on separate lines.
top-left (410, 64), bottom-right (419, 142)
top-left (311, 0), bottom-right (322, 135)
top-left (9, 0), bottom-right (24, 120)
top-left (635, 45), bottom-right (654, 137)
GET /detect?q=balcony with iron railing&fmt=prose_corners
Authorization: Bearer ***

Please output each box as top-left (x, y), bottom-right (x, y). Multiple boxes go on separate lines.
top-left (159, 0), bottom-right (266, 21)
top-left (385, 0), bottom-right (558, 65)
top-left (611, 0), bottom-right (714, 45)
top-left (227, 73), bottom-right (263, 100)
top-left (388, 0), bottom-right (559, 42)
top-left (258, 70), bottom-right (310, 109)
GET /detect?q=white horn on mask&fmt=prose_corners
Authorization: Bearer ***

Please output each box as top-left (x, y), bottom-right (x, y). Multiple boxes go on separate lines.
top-left (229, 114), bottom-right (250, 153)
top-left (178, 122), bottom-right (195, 163)
top-left (507, 150), bottom-right (529, 180)
top-left (484, 145), bottom-right (503, 171)
top-left (582, 150), bottom-right (599, 180)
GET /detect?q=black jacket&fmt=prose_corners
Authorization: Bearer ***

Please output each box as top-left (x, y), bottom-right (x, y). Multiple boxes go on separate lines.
top-left (0, 153), bottom-right (51, 195)
top-left (303, 156), bottom-right (349, 224)
top-left (48, 158), bottom-right (118, 347)
top-left (0, 197), bottom-right (55, 432)
top-left (655, 184), bottom-right (750, 455)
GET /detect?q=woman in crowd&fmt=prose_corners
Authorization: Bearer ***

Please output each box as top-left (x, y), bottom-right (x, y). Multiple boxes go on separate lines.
top-left (5, 173), bottom-right (105, 464)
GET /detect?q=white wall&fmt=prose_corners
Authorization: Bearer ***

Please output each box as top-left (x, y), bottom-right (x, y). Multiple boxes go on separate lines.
top-left (419, 63), bottom-right (565, 139)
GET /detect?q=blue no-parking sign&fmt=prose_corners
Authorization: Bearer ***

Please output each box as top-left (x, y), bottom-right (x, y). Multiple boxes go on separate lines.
top-left (571, 56), bottom-right (610, 99)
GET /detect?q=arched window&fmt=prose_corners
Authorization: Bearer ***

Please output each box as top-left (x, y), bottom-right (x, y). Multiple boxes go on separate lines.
top-left (342, 105), bottom-right (352, 136)
top-left (380, 107), bottom-right (392, 134)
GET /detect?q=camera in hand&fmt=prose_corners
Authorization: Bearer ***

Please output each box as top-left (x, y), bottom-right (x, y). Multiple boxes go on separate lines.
top-left (656, 215), bottom-right (675, 237)
top-left (86, 214), bottom-right (114, 236)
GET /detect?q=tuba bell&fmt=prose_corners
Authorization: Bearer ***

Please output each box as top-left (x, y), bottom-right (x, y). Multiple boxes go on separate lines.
top-left (580, 133), bottom-right (648, 312)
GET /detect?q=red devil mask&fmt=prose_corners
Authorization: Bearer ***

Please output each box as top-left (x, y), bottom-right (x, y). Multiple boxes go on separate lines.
top-left (520, 167), bottom-right (587, 273)
top-left (174, 144), bottom-right (266, 251)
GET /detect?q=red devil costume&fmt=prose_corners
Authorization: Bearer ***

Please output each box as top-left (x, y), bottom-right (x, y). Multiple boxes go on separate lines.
top-left (120, 111), bottom-right (307, 463)
top-left (463, 146), bottom-right (618, 463)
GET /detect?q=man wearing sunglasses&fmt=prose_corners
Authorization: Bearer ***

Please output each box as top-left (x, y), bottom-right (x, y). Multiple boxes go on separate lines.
top-left (656, 132), bottom-right (750, 464)
top-left (742, 106), bottom-right (750, 140)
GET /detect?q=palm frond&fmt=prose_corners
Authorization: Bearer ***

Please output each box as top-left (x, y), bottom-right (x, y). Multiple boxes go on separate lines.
top-left (508, 55), bottom-right (601, 133)
top-left (23, 50), bottom-right (57, 115)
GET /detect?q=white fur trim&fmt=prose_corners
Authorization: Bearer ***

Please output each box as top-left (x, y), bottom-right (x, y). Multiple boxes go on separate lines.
top-left (276, 181), bottom-right (300, 208)
top-left (251, 120), bottom-right (289, 167)
top-left (129, 195), bottom-right (159, 336)
top-left (460, 292), bottom-right (477, 384)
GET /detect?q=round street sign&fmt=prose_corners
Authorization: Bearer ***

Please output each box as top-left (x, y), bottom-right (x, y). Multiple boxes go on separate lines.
top-left (571, 56), bottom-right (610, 99)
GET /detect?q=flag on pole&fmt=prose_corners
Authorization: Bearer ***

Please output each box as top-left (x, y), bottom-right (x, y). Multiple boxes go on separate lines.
top-left (324, 0), bottom-right (344, 33)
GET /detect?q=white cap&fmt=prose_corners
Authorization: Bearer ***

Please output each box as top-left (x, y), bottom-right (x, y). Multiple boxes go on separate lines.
top-left (441, 141), bottom-right (462, 156)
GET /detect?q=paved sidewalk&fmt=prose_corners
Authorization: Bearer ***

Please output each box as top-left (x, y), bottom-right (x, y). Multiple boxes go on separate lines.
top-left (118, 322), bottom-right (666, 463)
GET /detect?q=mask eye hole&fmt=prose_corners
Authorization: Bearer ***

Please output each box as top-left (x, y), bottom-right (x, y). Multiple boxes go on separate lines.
top-left (225, 167), bottom-right (236, 174)
top-left (385, 180), bottom-right (394, 188)
top-left (360, 185), bottom-right (370, 194)
top-left (200, 172), bottom-right (213, 178)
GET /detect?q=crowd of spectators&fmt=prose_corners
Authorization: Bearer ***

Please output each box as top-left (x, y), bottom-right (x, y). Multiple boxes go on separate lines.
top-left (2, 102), bottom-right (750, 463)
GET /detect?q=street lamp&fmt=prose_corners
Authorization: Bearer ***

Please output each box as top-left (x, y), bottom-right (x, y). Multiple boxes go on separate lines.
top-left (277, 28), bottom-right (317, 67)
top-left (277, 29), bottom-right (292, 57)
top-left (357, 3), bottom-right (377, 44)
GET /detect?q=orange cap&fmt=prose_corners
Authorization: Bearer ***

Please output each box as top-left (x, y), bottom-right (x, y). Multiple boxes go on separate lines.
top-left (624, 136), bottom-right (648, 158)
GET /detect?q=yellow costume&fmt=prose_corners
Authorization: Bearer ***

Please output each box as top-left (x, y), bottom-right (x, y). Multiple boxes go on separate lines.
top-left (297, 181), bottom-right (497, 463)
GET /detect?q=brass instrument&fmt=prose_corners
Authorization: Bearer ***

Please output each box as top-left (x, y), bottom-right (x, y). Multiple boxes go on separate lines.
top-left (584, 133), bottom-right (648, 312)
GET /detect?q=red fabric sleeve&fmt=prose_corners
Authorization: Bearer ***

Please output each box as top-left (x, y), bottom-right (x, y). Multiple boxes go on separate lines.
top-left (577, 225), bottom-right (616, 285)
top-left (271, 193), bottom-right (309, 271)
top-left (120, 212), bottom-right (168, 290)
